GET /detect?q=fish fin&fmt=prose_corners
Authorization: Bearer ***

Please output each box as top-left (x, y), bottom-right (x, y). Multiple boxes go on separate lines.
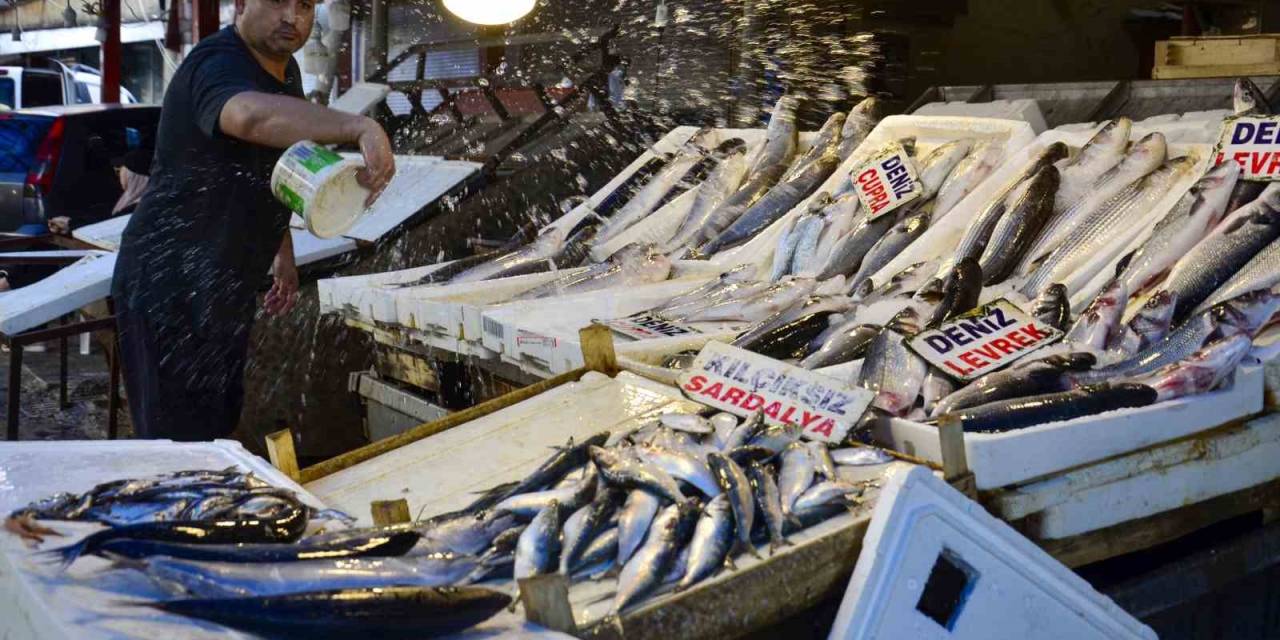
top-left (5, 514), bottom-right (61, 543)
top-left (39, 539), bottom-right (88, 572)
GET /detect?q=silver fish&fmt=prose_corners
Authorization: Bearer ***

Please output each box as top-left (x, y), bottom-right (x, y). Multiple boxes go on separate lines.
top-left (1195, 236), bottom-right (1280, 314)
top-left (616, 489), bottom-right (662, 567)
top-left (589, 446), bottom-right (684, 503)
top-left (722, 411), bottom-right (762, 451)
top-left (1066, 279), bottom-right (1127, 351)
top-left (415, 511), bottom-right (519, 556)
top-left (746, 461), bottom-right (791, 554)
top-left (799, 320), bottom-right (880, 369)
top-left (1053, 118), bottom-right (1132, 215)
top-left (679, 277), bottom-right (817, 323)
top-left (784, 112), bottom-right (846, 182)
top-left (851, 210), bottom-right (931, 289)
top-left (933, 140), bottom-right (1003, 222)
top-left (662, 145), bottom-right (752, 253)
top-left (807, 441), bottom-right (838, 481)
top-left (1020, 157), bottom-right (1196, 298)
top-left (594, 133), bottom-right (716, 245)
top-left (769, 216), bottom-right (802, 282)
top-left (931, 360), bottom-right (1075, 418)
top-left (1162, 191), bottom-right (1280, 323)
top-left (788, 208), bottom-right (829, 280)
top-left (677, 494), bottom-right (735, 590)
top-left (1109, 290), bottom-right (1177, 356)
top-left (560, 489), bottom-right (622, 574)
top-left (658, 280), bottom-right (773, 320)
top-left (816, 211), bottom-right (899, 280)
top-left (830, 447), bottom-right (894, 466)
top-left (856, 310), bottom-right (928, 417)
top-left (746, 422), bottom-right (803, 453)
top-left (792, 481), bottom-right (862, 513)
top-left (706, 452), bottom-right (758, 557)
top-left (1130, 333), bottom-right (1252, 401)
top-left (492, 464), bottom-right (597, 518)
top-left (1027, 131), bottom-right (1167, 266)
top-left (804, 194), bottom-right (864, 275)
top-left (518, 245), bottom-right (673, 301)
top-left (1115, 160), bottom-right (1241, 298)
top-left (836, 97), bottom-right (880, 162)
top-left (1031, 284), bottom-right (1072, 331)
top-left (915, 140), bottom-right (976, 200)
top-left (860, 260), bottom-right (941, 303)
top-left (614, 500), bottom-right (700, 612)
top-left (654, 265), bottom-right (756, 313)
top-left (1234, 77), bottom-right (1272, 116)
top-left (977, 165), bottom-right (1059, 285)
top-left (699, 153), bottom-right (841, 255)
top-left (777, 442), bottom-right (815, 515)
top-left (135, 554), bottom-right (481, 599)
top-left (659, 413), bottom-right (714, 435)
top-left (634, 444), bottom-right (721, 497)
top-left (920, 369), bottom-right (957, 416)
top-left (514, 501), bottom-right (562, 580)
top-left (709, 413), bottom-right (739, 450)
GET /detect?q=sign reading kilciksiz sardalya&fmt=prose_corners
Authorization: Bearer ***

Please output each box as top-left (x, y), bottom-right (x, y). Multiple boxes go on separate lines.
top-left (676, 341), bottom-right (873, 443)
top-left (907, 299), bottom-right (1064, 381)
top-left (1214, 115), bottom-right (1280, 181)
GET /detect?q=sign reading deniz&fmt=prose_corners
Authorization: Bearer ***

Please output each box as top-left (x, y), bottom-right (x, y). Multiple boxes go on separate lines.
top-left (676, 342), bottom-right (873, 443)
top-left (1215, 116), bottom-right (1280, 180)
top-left (853, 141), bottom-right (923, 219)
top-left (908, 299), bottom-right (1064, 381)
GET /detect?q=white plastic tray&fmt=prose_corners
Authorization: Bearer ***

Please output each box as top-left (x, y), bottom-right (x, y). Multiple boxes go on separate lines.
top-left (874, 364), bottom-right (1265, 490)
top-left (0, 252), bottom-right (115, 336)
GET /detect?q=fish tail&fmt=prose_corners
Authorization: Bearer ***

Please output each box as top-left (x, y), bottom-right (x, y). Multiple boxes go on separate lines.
top-left (39, 540), bottom-right (88, 571)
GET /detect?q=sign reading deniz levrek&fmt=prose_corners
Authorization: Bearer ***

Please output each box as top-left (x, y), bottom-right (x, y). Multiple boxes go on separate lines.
top-left (908, 299), bottom-right (1064, 381)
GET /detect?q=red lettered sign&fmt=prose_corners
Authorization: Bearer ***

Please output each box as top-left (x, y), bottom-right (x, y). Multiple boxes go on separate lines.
top-left (853, 141), bottom-right (923, 220)
top-left (907, 299), bottom-right (1064, 381)
top-left (675, 341), bottom-right (873, 443)
top-left (1213, 115), bottom-right (1280, 181)
top-left (606, 313), bottom-right (702, 341)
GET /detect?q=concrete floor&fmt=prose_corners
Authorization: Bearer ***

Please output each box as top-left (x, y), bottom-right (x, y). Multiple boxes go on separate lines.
top-left (0, 339), bottom-right (122, 441)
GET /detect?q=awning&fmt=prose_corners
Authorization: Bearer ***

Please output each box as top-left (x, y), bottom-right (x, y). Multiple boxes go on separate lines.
top-left (0, 21), bottom-right (164, 56)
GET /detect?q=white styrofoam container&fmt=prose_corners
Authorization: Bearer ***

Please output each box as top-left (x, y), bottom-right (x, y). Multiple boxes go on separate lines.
top-left (316, 261), bottom-right (455, 320)
top-left (337, 155), bottom-right (481, 243)
top-left (875, 364), bottom-right (1265, 490)
top-left (914, 98), bottom-right (1049, 134)
top-left (993, 410), bottom-right (1280, 539)
top-left (829, 465), bottom-right (1155, 639)
top-left (0, 439), bottom-right (327, 640)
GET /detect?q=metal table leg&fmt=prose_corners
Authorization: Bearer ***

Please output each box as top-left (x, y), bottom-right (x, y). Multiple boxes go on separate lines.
top-left (7, 344), bottom-right (21, 440)
top-left (59, 316), bottom-right (69, 409)
top-left (108, 335), bottom-right (120, 440)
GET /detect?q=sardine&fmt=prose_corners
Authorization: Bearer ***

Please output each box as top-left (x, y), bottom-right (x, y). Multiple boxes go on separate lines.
top-left (746, 422), bottom-right (803, 453)
top-left (589, 446), bottom-right (684, 503)
top-left (978, 165), bottom-right (1059, 285)
top-left (777, 442), bottom-right (815, 515)
top-left (493, 464), bottom-right (597, 518)
top-left (677, 494), bottom-right (735, 590)
top-left (830, 447), bottom-right (894, 466)
top-left (709, 413), bottom-right (739, 450)
top-left (616, 490), bottom-right (661, 567)
top-left (513, 501), bottom-right (561, 580)
top-left (139, 586), bottom-right (512, 638)
top-left (792, 481), bottom-right (862, 513)
top-left (706, 452), bottom-right (758, 557)
top-left (659, 413), bottom-right (714, 435)
top-left (614, 499), bottom-right (700, 612)
top-left (807, 442), bottom-right (838, 481)
top-left (634, 444), bottom-right (721, 497)
top-left (746, 461), bottom-right (791, 553)
top-left (560, 489), bottom-right (623, 574)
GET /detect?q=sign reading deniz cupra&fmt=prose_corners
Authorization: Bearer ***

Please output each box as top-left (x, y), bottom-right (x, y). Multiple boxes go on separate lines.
top-left (676, 342), bottom-right (873, 443)
top-left (1215, 116), bottom-right (1280, 180)
top-left (853, 141), bottom-right (923, 219)
top-left (908, 299), bottom-right (1064, 381)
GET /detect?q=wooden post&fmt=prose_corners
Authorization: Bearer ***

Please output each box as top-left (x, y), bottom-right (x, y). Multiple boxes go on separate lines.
top-left (579, 323), bottom-right (618, 376)
top-left (371, 499), bottom-right (411, 526)
top-left (937, 415), bottom-right (977, 499)
top-left (265, 429), bottom-right (301, 481)
top-left (518, 573), bottom-right (577, 634)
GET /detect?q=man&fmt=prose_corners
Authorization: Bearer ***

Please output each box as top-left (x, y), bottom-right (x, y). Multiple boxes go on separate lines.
top-left (111, 0), bottom-right (395, 441)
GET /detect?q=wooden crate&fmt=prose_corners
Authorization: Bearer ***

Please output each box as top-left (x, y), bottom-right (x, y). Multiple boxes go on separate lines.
top-left (1153, 34), bottom-right (1280, 79)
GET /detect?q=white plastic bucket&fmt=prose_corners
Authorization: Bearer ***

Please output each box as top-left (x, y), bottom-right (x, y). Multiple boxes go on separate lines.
top-left (272, 140), bottom-right (369, 239)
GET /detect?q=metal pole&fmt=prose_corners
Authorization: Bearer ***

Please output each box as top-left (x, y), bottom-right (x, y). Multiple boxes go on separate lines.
top-left (108, 336), bottom-right (120, 440)
top-left (7, 344), bottom-right (21, 440)
top-left (369, 0), bottom-right (387, 75)
top-left (194, 0), bottom-right (219, 41)
top-left (101, 0), bottom-right (121, 103)
top-left (59, 316), bottom-right (68, 409)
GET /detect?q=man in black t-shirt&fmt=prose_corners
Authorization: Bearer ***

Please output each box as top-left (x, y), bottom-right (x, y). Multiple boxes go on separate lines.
top-left (111, 0), bottom-right (395, 441)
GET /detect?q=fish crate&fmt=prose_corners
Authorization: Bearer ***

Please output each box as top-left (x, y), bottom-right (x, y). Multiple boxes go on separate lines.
top-left (1153, 35), bottom-right (1280, 80)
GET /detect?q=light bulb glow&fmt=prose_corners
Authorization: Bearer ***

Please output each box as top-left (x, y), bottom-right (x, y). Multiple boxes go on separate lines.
top-left (442, 0), bottom-right (534, 25)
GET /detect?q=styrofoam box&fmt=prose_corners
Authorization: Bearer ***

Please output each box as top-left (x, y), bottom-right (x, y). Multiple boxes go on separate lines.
top-left (874, 364), bottom-right (1265, 490)
top-left (0, 439), bottom-right (328, 640)
top-left (0, 252), bottom-right (116, 336)
top-left (993, 409), bottom-right (1280, 539)
top-left (914, 98), bottom-right (1049, 134)
top-left (316, 261), bottom-right (455, 320)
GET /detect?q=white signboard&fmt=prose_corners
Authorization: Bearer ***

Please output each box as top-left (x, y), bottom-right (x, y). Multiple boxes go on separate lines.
top-left (676, 341), bottom-right (874, 443)
top-left (1214, 115), bottom-right (1280, 181)
top-left (606, 313), bottom-right (702, 341)
top-left (853, 141), bottom-right (924, 220)
top-left (907, 299), bottom-right (1063, 381)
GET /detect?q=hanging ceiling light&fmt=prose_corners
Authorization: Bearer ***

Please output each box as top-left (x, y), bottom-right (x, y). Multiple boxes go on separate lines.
top-left (441, 0), bottom-right (534, 25)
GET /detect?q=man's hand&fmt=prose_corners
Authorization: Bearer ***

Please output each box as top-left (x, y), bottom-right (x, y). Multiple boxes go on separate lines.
top-left (264, 235), bottom-right (299, 316)
top-left (355, 118), bottom-right (395, 208)
top-left (48, 216), bottom-right (71, 235)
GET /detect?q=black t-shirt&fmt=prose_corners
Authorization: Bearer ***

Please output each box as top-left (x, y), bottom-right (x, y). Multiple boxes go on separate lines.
top-left (112, 26), bottom-right (303, 338)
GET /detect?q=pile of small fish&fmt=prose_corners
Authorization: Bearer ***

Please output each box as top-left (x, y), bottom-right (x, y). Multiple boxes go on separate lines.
top-left (637, 78), bottom-right (1280, 436)
top-left (6, 468), bottom-right (514, 638)
top-left (22, 416), bottom-right (892, 632)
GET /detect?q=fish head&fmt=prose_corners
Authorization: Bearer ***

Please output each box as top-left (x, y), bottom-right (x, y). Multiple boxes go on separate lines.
top-left (887, 305), bottom-right (923, 335)
top-left (1041, 141), bottom-right (1071, 166)
top-left (1215, 287), bottom-right (1280, 335)
top-left (1078, 118), bottom-right (1132, 163)
top-left (1124, 132), bottom-right (1168, 168)
top-left (1234, 78), bottom-right (1271, 116)
top-left (588, 445), bottom-right (622, 469)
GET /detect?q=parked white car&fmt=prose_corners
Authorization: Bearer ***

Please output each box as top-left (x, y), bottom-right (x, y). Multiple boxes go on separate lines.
top-left (0, 62), bottom-right (136, 110)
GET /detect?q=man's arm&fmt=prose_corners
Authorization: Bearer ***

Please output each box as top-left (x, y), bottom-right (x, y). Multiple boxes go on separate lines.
top-left (219, 92), bottom-right (395, 205)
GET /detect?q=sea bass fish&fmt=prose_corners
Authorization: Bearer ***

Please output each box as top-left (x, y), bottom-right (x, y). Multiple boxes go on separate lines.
top-left (977, 165), bottom-right (1059, 285)
top-left (1130, 333), bottom-right (1252, 401)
